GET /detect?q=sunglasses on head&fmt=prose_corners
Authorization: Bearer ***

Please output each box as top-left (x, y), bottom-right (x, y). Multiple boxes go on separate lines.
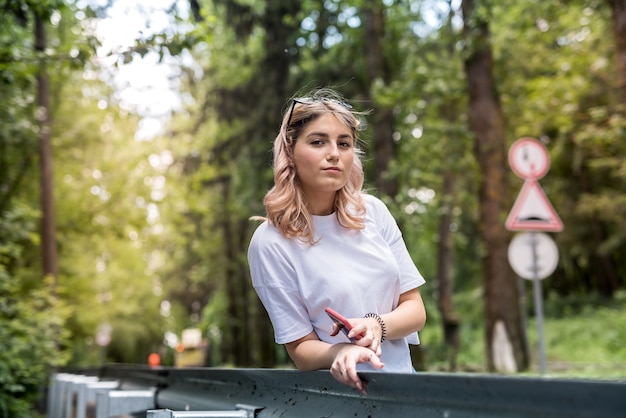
top-left (285, 97), bottom-right (353, 127)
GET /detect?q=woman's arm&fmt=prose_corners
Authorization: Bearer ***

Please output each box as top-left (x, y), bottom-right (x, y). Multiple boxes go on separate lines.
top-left (380, 287), bottom-right (426, 339)
top-left (348, 287), bottom-right (426, 351)
top-left (285, 332), bottom-right (340, 371)
top-left (285, 331), bottom-right (384, 394)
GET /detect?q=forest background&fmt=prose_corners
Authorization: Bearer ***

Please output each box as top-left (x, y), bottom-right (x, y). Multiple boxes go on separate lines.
top-left (1, 0), bottom-right (625, 416)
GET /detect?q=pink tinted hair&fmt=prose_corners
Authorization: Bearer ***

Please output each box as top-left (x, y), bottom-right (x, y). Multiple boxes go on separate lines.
top-left (256, 95), bottom-right (366, 244)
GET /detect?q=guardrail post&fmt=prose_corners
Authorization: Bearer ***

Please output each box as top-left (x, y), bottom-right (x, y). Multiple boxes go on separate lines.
top-left (95, 389), bottom-right (155, 418)
top-left (65, 376), bottom-right (99, 418)
top-left (146, 404), bottom-right (263, 418)
top-left (47, 373), bottom-right (64, 418)
top-left (235, 404), bottom-right (264, 418)
top-left (76, 381), bottom-right (119, 418)
top-left (47, 373), bottom-right (99, 418)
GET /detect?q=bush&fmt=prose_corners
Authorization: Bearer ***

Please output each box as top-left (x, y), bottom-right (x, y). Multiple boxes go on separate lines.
top-left (0, 205), bottom-right (70, 417)
top-left (0, 273), bottom-right (70, 417)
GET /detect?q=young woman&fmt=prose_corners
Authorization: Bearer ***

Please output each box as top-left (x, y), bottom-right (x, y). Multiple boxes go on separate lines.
top-left (248, 88), bottom-right (426, 394)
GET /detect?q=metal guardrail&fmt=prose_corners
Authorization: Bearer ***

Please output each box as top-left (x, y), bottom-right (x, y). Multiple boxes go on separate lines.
top-left (48, 364), bottom-right (626, 418)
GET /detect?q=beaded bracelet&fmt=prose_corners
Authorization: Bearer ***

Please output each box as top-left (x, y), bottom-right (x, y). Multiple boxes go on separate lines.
top-left (364, 313), bottom-right (387, 342)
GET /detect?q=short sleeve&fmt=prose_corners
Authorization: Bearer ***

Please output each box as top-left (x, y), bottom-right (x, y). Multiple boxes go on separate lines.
top-left (366, 195), bottom-right (426, 292)
top-left (247, 222), bottom-right (314, 344)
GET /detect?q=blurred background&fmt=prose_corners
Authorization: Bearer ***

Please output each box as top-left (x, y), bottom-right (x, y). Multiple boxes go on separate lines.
top-left (1, 0), bottom-right (625, 415)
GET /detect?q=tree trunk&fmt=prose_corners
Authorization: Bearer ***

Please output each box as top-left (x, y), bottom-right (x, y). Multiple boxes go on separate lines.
top-left (363, 0), bottom-right (397, 197)
top-left (607, 0), bottom-right (626, 107)
top-left (437, 171), bottom-right (460, 371)
top-left (461, 0), bottom-right (529, 373)
top-left (604, 0), bottom-right (626, 296)
top-left (188, 0), bottom-right (203, 23)
top-left (220, 176), bottom-right (252, 366)
top-left (203, 0), bottom-right (301, 367)
top-left (436, 3), bottom-right (462, 371)
top-left (237, 216), bottom-right (252, 366)
top-left (590, 218), bottom-right (619, 297)
top-left (249, 1), bottom-right (303, 367)
top-left (35, 11), bottom-right (58, 283)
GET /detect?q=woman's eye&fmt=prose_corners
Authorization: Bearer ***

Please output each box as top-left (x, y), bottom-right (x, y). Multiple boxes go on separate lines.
top-left (340, 141), bottom-right (352, 148)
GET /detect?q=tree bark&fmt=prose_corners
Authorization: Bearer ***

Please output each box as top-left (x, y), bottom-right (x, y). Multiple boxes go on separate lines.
top-left (188, 0), bottom-right (203, 23)
top-left (204, 0), bottom-right (301, 367)
top-left (248, 1), bottom-right (302, 368)
top-left (437, 171), bottom-right (460, 371)
top-left (220, 176), bottom-right (252, 366)
top-left (35, 11), bottom-right (58, 283)
top-left (590, 218), bottom-right (619, 297)
top-left (461, 0), bottom-right (529, 372)
top-left (363, 0), bottom-right (397, 197)
top-left (607, 0), bottom-right (626, 108)
top-left (436, 1), bottom-right (462, 372)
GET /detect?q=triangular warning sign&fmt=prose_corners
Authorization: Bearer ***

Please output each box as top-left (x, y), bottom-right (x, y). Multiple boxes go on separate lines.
top-left (505, 180), bottom-right (563, 232)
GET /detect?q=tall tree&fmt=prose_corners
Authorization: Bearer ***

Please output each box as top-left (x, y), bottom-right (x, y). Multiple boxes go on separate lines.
top-left (435, 0), bottom-right (465, 371)
top-left (162, 0), bottom-right (302, 367)
top-left (375, 1), bottom-right (481, 370)
top-left (461, 0), bottom-right (529, 372)
top-left (34, 8), bottom-right (58, 283)
top-left (0, 1), bottom-right (76, 414)
top-left (362, 0), bottom-right (398, 197)
top-left (607, 0), bottom-right (626, 107)
top-left (491, 1), bottom-right (623, 299)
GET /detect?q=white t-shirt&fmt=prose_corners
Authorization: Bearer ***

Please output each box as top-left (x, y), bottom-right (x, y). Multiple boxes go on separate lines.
top-left (247, 194), bottom-right (426, 373)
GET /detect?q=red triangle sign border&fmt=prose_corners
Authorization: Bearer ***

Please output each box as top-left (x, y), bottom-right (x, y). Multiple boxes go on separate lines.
top-left (505, 180), bottom-right (564, 232)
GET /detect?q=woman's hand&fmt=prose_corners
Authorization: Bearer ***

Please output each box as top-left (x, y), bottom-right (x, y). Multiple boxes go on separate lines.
top-left (329, 343), bottom-right (384, 394)
top-left (285, 331), bottom-right (385, 394)
top-left (330, 317), bottom-right (383, 356)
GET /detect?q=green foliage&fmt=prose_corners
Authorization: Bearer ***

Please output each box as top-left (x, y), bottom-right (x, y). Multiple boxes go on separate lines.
top-left (421, 287), bottom-right (626, 377)
top-left (383, 1), bottom-right (482, 291)
top-left (419, 287), bottom-right (486, 371)
top-left (50, 73), bottom-right (169, 365)
top-left (2, 0), bottom-right (626, 400)
top-left (0, 12), bottom-right (38, 216)
top-left (528, 291), bottom-right (626, 377)
top-left (0, 204), bottom-right (70, 417)
top-left (1, 0), bottom-right (170, 380)
top-left (491, 1), bottom-right (624, 295)
top-left (154, 0), bottom-right (626, 371)
top-left (0, 276), bottom-right (70, 417)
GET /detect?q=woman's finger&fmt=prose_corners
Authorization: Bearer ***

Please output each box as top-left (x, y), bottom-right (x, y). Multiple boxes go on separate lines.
top-left (345, 367), bottom-right (366, 394)
top-left (366, 352), bottom-right (385, 369)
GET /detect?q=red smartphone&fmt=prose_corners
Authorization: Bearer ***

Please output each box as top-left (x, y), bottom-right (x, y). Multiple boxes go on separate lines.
top-left (325, 307), bottom-right (362, 342)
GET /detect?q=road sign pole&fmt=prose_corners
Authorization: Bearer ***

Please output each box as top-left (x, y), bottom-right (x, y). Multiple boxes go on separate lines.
top-left (530, 232), bottom-right (547, 375)
top-left (507, 138), bottom-right (563, 376)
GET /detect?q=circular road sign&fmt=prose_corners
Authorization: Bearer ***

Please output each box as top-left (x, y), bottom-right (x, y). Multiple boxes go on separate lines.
top-left (509, 137), bottom-right (550, 180)
top-left (508, 232), bottom-right (559, 280)
top-left (96, 323), bottom-right (112, 347)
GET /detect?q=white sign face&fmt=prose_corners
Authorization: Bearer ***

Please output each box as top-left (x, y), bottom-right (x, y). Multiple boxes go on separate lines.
top-left (508, 137), bottom-right (550, 180)
top-left (182, 328), bottom-right (203, 348)
top-left (96, 323), bottom-right (112, 347)
top-left (507, 232), bottom-right (559, 280)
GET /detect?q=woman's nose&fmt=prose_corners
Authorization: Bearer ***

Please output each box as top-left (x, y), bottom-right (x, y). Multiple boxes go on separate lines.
top-left (327, 143), bottom-right (340, 159)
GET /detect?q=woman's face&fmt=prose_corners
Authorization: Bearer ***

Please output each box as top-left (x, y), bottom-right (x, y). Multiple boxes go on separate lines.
top-left (292, 113), bottom-right (355, 214)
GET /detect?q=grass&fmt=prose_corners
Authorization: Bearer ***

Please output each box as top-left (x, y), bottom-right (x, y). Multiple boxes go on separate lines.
top-left (420, 288), bottom-right (626, 380)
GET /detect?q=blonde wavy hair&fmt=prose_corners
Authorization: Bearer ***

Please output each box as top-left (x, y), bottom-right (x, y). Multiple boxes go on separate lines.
top-left (255, 89), bottom-right (367, 244)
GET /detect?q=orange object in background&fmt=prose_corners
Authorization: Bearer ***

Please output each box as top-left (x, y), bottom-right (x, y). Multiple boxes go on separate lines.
top-left (148, 352), bottom-right (161, 367)
top-left (174, 329), bottom-right (209, 367)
